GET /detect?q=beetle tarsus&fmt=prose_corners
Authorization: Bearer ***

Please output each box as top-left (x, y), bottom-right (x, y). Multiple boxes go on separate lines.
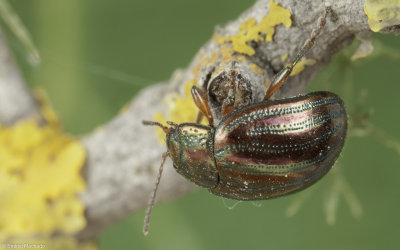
top-left (191, 85), bottom-right (214, 126)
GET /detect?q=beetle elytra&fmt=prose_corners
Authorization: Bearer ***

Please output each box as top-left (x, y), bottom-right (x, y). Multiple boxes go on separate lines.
top-left (142, 9), bottom-right (346, 235)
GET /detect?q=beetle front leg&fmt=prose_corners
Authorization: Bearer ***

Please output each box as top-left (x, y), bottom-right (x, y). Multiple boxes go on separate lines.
top-left (191, 85), bottom-right (214, 126)
top-left (195, 111), bottom-right (204, 124)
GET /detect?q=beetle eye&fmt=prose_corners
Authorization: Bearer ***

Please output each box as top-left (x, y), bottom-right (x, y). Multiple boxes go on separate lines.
top-left (173, 128), bottom-right (180, 141)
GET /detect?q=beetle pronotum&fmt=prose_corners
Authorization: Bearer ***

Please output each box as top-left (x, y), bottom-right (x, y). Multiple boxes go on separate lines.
top-left (142, 8), bottom-right (347, 235)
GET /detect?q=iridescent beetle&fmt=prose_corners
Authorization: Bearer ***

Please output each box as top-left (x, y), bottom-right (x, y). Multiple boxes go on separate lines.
top-left (142, 10), bottom-right (347, 235)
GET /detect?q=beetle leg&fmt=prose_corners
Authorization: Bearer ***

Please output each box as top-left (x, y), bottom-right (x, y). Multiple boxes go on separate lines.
top-left (264, 12), bottom-right (327, 100)
top-left (196, 111), bottom-right (204, 123)
top-left (263, 67), bottom-right (291, 100)
top-left (191, 86), bottom-right (214, 126)
top-left (143, 152), bottom-right (169, 236)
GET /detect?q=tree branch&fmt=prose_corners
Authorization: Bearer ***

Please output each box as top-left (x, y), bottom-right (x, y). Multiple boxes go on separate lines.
top-left (0, 32), bottom-right (41, 125)
top-left (0, 0), bottom-right (399, 240)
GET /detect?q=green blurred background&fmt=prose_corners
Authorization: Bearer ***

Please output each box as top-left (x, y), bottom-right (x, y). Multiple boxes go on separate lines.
top-left (3, 0), bottom-right (400, 249)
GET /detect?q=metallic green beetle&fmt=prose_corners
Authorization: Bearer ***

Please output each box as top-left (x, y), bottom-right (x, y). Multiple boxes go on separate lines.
top-left (142, 10), bottom-right (346, 235)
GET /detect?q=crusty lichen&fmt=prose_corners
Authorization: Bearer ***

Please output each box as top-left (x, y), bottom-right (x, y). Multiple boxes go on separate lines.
top-left (218, 1), bottom-right (292, 56)
top-left (154, 81), bottom-right (207, 142)
top-left (281, 53), bottom-right (316, 76)
top-left (364, 0), bottom-right (400, 32)
top-left (291, 58), bottom-right (316, 76)
top-left (0, 91), bottom-right (86, 242)
top-left (250, 63), bottom-right (264, 74)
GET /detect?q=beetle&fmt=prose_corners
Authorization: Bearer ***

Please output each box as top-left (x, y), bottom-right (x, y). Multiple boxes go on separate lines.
top-left (142, 10), bottom-right (347, 235)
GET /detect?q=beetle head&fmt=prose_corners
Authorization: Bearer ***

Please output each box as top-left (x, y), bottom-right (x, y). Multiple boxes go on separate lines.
top-left (141, 120), bottom-right (218, 235)
top-left (166, 123), bottom-right (219, 188)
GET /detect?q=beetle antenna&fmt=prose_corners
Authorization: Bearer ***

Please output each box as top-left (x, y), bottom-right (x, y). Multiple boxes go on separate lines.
top-left (142, 120), bottom-right (170, 134)
top-left (166, 121), bottom-right (178, 128)
top-left (143, 152), bottom-right (169, 235)
top-left (264, 8), bottom-right (329, 100)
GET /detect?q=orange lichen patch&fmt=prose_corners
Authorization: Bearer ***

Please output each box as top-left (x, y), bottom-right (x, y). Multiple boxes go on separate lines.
top-left (364, 0), bottom-right (400, 32)
top-left (250, 63), bottom-right (264, 74)
top-left (218, 1), bottom-right (292, 56)
top-left (290, 58), bottom-right (316, 76)
top-left (154, 80), bottom-right (207, 143)
top-left (0, 94), bottom-right (86, 241)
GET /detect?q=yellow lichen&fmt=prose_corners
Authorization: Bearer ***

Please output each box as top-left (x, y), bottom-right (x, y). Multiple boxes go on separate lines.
top-left (192, 42), bottom-right (250, 80)
top-left (154, 80), bottom-right (207, 143)
top-left (220, 44), bottom-right (234, 61)
top-left (0, 92), bottom-right (86, 241)
top-left (250, 63), bottom-right (264, 74)
top-left (364, 0), bottom-right (400, 32)
top-left (281, 53), bottom-right (288, 62)
top-left (290, 58), bottom-right (316, 76)
top-left (192, 51), bottom-right (220, 80)
top-left (35, 90), bottom-right (60, 128)
top-left (218, 1), bottom-right (292, 56)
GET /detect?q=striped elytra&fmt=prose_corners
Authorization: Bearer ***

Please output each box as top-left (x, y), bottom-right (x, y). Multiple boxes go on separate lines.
top-left (166, 91), bottom-right (347, 200)
top-left (210, 91), bottom-right (347, 200)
